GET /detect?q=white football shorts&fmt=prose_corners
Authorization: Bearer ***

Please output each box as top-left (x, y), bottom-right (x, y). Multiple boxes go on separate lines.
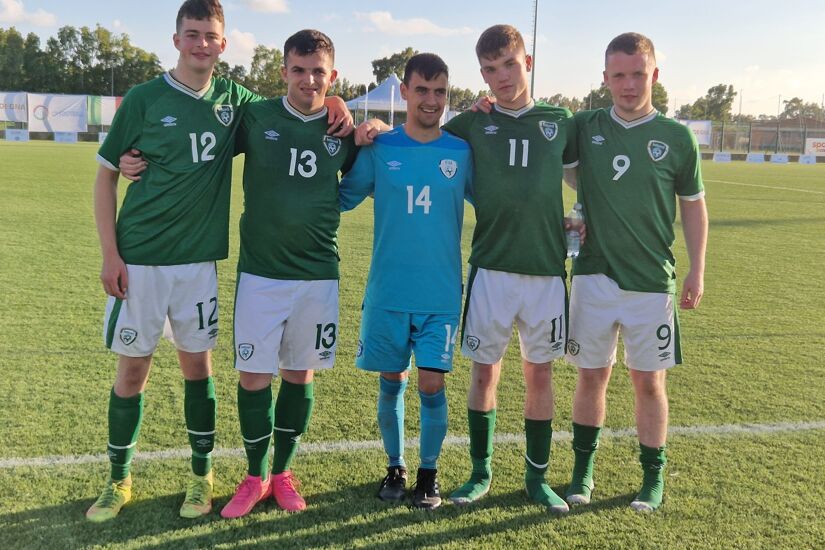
top-left (566, 274), bottom-right (680, 372)
top-left (233, 272), bottom-right (338, 375)
top-left (103, 262), bottom-right (219, 357)
top-left (461, 267), bottom-right (568, 364)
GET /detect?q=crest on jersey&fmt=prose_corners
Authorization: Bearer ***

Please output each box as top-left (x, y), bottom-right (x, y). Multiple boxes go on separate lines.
top-left (466, 335), bottom-right (480, 351)
top-left (119, 328), bottom-right (137, 346)
top-left (439, 159), bottom-right (458, 179)
top-left (647, 140), bottom-right (669, 162)
top-left (323, 135), bottom-right (342, 156)
top-left (214, 104), bottom-right (234, 126)
top-left (539, 121), bottom-right (558, 141)
top-left (237, 343), bottom-right (254, 361)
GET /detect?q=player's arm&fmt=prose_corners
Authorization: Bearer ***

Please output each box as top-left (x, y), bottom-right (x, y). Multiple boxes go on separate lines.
top-left (94, 165), bottom-right (128, 299)
top-left (118, 149), bottom-right (146, 181)
top-left (355, 118), bottom-right (391, 146)
top-left (339, 148), bottom-right (375, 211)
top-left (678, 196), bottom-right (708, 309)
top-left (324, 96), bottom-right (354, 137)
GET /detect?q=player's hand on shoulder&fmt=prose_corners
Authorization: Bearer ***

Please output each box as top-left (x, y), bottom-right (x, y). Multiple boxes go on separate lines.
top-left (100, 253), bottom-right (129, 299)
top-left (470, 95), bottom-right (496, 113)
top-left (325, 96), bottom-right (355, 137)
top-left (680, 269), bottom-right (704, 310)
top-left (355, 118), bottom-right (391, 146)
top-left (119, 149), bottom-right (147, 181)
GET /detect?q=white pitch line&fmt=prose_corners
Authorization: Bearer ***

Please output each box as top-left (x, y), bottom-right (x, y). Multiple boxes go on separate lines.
top-left (705, 178), bottom-right (825, 195)
top-left (2, 420), bottom-right (824, 470)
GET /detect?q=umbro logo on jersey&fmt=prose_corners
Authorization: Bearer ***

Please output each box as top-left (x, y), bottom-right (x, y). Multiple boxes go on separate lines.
top-left (264, 130), bottom-right (280, 141)
top-left (591, 135), bottom-right (605, 145)
top-left (161, 116), bottom-right (177, 127)
top-left (539, 121), bottom-right (558, 141)
top-left (237, 343), bottom-right (254, 361)
top-left (483, 125), bottom-right (499, 135)
top-left (323, 135), bottom-right (342, 156)
top-left (648, 140), bottom-right (669, 162)
top-left (120, 328), bottom-right (138, 345)
top-left (439, 159), bottom-right (457, 179)
top-left (386, 160), bottom-right (402, 170)
top-left (214, 104), bottom-right (233, 126)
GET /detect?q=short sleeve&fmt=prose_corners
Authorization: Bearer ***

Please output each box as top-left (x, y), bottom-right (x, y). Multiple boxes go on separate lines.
top-left (97, 90), bottom-right (144, 170)
top-left (339, 146), bottom-right (375, 212)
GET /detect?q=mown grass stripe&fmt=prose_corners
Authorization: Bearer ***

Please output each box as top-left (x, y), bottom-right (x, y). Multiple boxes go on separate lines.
top-left (705, 178), bottom-right (825, 195)
top-left (2, 420), bottom-right (823, 470)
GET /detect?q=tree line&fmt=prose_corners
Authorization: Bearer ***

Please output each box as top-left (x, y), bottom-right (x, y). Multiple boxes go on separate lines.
top-left (3, 25), bottom-right (822, 121)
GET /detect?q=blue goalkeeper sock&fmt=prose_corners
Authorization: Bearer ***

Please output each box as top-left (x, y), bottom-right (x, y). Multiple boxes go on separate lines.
top-left (419, 388), bottom-right (448, 470)
top-left (377, 377), bottom-right (407, 468)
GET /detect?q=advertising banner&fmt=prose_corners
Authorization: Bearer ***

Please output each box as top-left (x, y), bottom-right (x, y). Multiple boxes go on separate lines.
top-left (804, 138), bottom-right (825, 156)
top-left (677, 119), bottom-right (712, 146)
top-left (4, 129), bottom-right (29, 141)
top-left (0, 92), bottom-right (28, 122)
top-left (27, 93), bottom-right (88, 132)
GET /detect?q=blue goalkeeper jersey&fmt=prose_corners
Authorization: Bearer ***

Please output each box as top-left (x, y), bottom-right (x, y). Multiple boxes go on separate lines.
top-left (340, 126), bottom-right (473, 314)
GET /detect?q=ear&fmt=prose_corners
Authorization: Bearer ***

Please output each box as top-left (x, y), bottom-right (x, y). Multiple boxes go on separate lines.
top-left (602, 70), bottom-right (608, 85)
top-left (219, 36), bottom-right (227, 54)
top-left (173, 32), bottom-right (180, 51)
top-left (329, 68), bottom-right (338, 85)
top-left (525, 54), bottom-right (533, 72)
top-left (652, 66), bottom-right (659, 85)
top-left (280, 64), bottom-right (287, 81)
top-left (400, 82), bottom-right (408, 101)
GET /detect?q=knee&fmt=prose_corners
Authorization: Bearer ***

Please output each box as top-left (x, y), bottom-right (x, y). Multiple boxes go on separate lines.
top-left (578, 367), bottom-right (611, 390)
top-left (281, 369), bottom-right (313, 385)
top-left (632, 371), bottom-right (666, 399)
top-left (418, 372), bottom-right (445, 395)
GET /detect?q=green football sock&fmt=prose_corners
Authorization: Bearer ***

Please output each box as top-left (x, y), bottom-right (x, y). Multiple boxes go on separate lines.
top-left (634, 443), bottom-right (667, 511)
top-left (107, 388), bottom-right (143, 481)
top-left (450, 409), bottom-right (495, 502)
top-left (238, 384), bottom-right (274, 478)
top-left (272, 379), bottom-right (314, 475)
top-left (184, 377), bottom-right (216, 476)
top-left (524, 418), bottom-right (567, 511)
top-left (567, 422), bottom-right (601, 500)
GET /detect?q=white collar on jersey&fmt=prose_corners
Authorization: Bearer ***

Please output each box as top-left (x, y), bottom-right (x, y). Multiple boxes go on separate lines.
top-left (163, 71), bottom-right (212, 99)
top-left (493, 99), bottom-right (535, 119)
top-left (609, 106), bottom-right (658, 129)
top-left (282, 96), bottom-right (328, 122)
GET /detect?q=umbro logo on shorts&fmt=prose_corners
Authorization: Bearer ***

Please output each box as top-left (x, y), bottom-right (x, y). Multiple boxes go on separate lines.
top-left (319, 350), bottom-right (332, 360)
top-left (466, 335), bottom-right (480, 351)
top-left (440, 353), bottom-right (450, 363)
top-left (238, 343), bottom-right (254, 361)
top-left (658, 351), bottom-right (671, 361)
top-left (356, 340), bottom-right (364, 358)
top-left (551, 341), bottom-right (563, 351)
top-left (567, 339), bottom-right (581, 356)
top-left (208, 328), bottom-right (218, 339)
top-left (120, 328), bottom-right (138, 346)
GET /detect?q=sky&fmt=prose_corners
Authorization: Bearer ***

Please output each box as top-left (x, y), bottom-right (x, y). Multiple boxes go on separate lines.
top-left (2, 0), bottom-right (824, 116)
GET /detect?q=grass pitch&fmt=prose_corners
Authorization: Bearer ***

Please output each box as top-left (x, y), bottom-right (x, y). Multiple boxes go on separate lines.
top-left (0, 142), bottom-right (824, 549)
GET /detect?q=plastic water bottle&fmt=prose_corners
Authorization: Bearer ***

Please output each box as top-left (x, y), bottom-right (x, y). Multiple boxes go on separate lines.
top-left (566, 203), bottom-right (584, 258)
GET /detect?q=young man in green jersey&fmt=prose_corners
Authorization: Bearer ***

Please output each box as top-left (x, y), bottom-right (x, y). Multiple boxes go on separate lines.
top-left (220, 29), bottom-right (358, 518)
top-left (564, 32), bottom-right (708, 513)
top-left (88, 1), bottom-right (351, 523)
top-left (444, 25), bottom-right (578, 513)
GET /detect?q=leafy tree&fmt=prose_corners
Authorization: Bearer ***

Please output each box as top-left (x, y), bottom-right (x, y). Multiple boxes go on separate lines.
top-left (780, 97), bottom-right (824, 122)
top-left (540, 93), bottom-right (583, 112)
top-left (652, 82), bottom-right (669, 115)
top-left (582, 84), bottom-right (612, 110)
top-left (371, 47), bottom-right (417, 83)
top-left (676, 84), bottom-right (736, 121)
top-left (449, 87), bottom-right (485, 111)
top-left (246, 45), bottom-right (286, 98)
top-left (0, 27), bottom-right (25, 90)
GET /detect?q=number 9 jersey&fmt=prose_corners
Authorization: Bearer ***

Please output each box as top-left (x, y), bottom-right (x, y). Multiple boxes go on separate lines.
top-left (572, 108), bottom-right (704, 294)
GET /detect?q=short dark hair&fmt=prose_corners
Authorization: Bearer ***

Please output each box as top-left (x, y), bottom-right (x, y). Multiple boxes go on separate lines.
top-left (176, 0), bottom-right (224, 32)
top-left (283, 29), bottom-right (335, 65)
top-left (403, 53), bottom-right (449, 85)
top-left (605, 32), bottom-right (656, 66)
top-left (475, 24), bottom-right (525, 60)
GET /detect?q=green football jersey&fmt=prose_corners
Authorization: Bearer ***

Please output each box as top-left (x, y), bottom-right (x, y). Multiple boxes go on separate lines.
top-left (98, 72), bottom-right (259, 265)
top-left (572, 108), bottom-right (704, 293)
top-left (444, 101), bottom-right (576, 276)
top-left (236, 97), bottom-right (357, 280)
